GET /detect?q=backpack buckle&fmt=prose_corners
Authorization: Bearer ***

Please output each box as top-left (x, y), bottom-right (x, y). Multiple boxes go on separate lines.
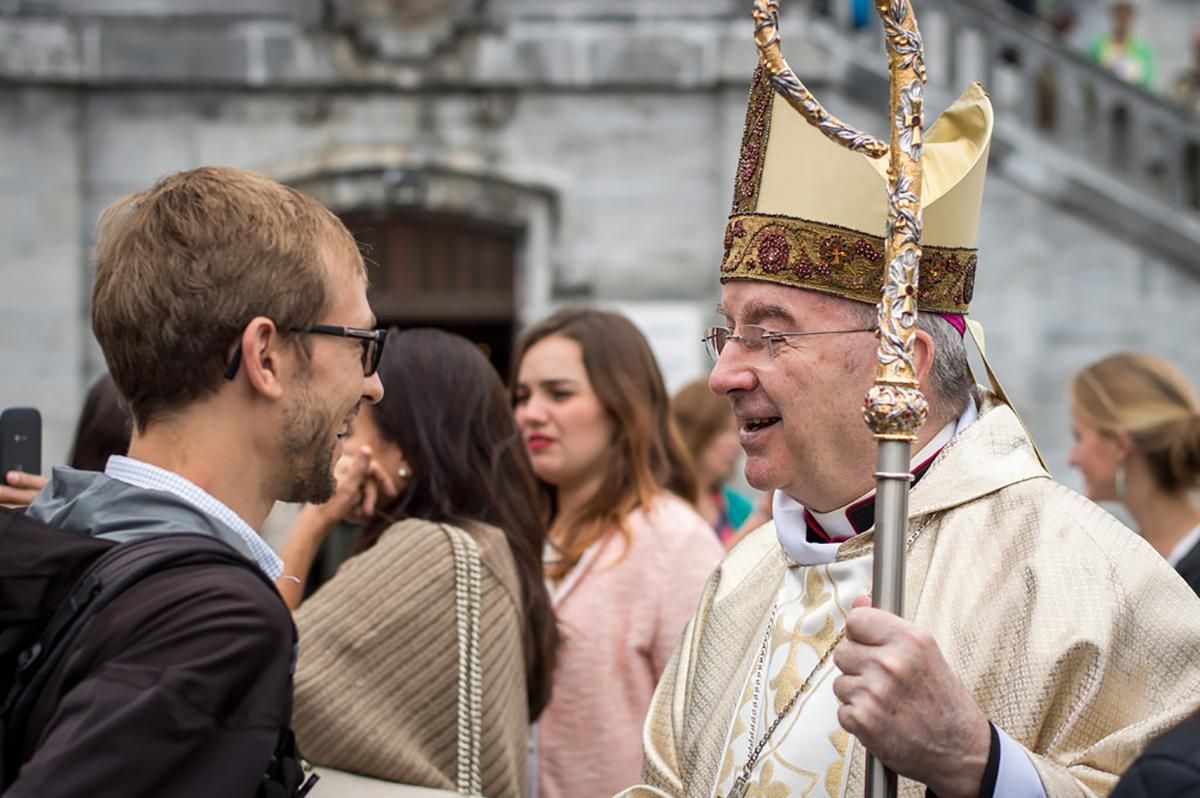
top-left (15, 643), bottom-right (41, 675)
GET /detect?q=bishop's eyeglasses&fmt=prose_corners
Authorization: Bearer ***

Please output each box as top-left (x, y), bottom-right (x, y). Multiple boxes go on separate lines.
top-left (702, 324), bottom-right (875, 360)
top-left (224, 324), bottom-right (387, 380)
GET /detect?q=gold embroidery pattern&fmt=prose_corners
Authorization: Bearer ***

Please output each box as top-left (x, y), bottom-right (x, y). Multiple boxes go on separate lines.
top-left (803, 567), bottom-right (833, 613)
top-left (731, 67), bottom-right (774, 215)
top-left (720, 213), bottom-right (977, 314)
top-left (769, 614), bottom-right (837, 717)
top-left (824, 729), bottom-right (851, 796)
top-left (715, 560), bottom-right (867, 798)
top-left (745, 761), bottom-right (791, 798)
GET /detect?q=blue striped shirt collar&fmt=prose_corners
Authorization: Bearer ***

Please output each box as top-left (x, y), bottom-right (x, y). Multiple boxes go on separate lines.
top-left (104, 455), bottom-right (284, 579)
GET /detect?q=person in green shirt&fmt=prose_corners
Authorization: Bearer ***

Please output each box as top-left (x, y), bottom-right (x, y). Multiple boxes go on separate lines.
top-left (1090, 0), bottom-right (1155, 88)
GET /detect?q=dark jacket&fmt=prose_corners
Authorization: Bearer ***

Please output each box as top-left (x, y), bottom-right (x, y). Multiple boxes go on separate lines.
top-left (1110, 712), bottom-right (1200, 798)
top-left (1176, 541), bottom-right (1200, 598)
top-left (9, 469), bottom-right (296, 798)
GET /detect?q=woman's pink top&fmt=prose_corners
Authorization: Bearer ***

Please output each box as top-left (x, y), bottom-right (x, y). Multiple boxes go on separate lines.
top-left (538, 492), bottom-right (725, 798)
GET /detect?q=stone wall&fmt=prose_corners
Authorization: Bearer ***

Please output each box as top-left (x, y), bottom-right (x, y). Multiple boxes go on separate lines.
top-left (0, 86), bottom-right (85, 469)
top-left (1, 0), bottom-right (1198, 502)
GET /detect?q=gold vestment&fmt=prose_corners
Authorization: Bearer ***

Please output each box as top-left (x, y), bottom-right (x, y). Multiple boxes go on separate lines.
top-left (618, 392), bottom-right (1200, 797)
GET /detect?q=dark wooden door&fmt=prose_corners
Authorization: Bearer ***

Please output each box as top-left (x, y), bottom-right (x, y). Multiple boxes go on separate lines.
top-left (339, 210), bottom-right (520, 378)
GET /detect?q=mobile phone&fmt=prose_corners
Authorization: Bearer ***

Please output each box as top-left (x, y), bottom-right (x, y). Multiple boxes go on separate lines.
top-left (0, 407), bottom-right (42, 476)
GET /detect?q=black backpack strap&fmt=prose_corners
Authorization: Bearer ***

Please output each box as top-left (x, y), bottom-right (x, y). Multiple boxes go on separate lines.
top-left (5, 553), bottom-right (114, 716)
top-left (0, 508), bottom-right (113, 670)
top-left (261, 727), bottom-right (320, 798)
top-left (1, 533), bottom-right (304, 795)
top-left (5, 535), bottom-right (257, 739)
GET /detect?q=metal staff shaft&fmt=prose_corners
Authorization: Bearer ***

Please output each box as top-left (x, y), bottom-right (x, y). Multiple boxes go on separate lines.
top-left (864, 442), bottom-right (914, 798)
top-left (862, 0), bottom-right (929, 793)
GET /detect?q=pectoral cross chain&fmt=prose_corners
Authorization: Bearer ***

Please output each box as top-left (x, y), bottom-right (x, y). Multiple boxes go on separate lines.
top-left (723, 612), bottom-right (847, 798)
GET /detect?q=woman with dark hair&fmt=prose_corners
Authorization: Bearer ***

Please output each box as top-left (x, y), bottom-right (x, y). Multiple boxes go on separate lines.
top-left (512, 307), bottom-right (724, 798)
top-left (68, 372), bottom-right (131, 471)
top-left (280, 328), bottom-right (557, 798)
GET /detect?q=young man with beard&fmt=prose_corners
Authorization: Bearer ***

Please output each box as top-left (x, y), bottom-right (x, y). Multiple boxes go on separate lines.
top-left (617, 62), bottom-right (1200, 798)
top-left (9, 166), bottom-right (383, 796)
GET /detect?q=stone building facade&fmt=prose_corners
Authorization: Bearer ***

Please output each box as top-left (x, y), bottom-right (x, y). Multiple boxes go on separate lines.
top-left (2, 0), bottom-right (1199, 495)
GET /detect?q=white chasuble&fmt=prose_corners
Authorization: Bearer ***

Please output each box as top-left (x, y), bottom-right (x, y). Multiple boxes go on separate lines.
top-left (713, 555), bottom-right (872, 798)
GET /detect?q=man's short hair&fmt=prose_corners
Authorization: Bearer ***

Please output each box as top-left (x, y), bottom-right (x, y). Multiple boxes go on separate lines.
top-left (919, 313), bottom-right (973, 420)
top-left (91, 166), bottom-right (364, 432)
top-left (847, 301), bottom-right (972, 420)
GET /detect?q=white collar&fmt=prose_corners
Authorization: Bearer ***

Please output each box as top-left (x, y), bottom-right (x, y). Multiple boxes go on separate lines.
top-left (1167, 522), bottom-right (1200, 567)
top-left (775, 395), bottom-right (979, 566)
top-left (105, 455), bottom-right (283, 579)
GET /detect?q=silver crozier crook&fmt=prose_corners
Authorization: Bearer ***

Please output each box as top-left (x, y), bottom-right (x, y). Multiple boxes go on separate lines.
top-left (751, 1), bottom-right (929, 796)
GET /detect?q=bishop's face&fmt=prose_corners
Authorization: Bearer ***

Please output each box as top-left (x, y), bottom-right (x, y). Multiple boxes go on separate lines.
top-left (709, 281), bottom-right (879, 512)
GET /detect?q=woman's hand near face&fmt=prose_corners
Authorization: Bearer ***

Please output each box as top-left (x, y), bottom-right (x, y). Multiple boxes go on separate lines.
top-left (277, 446), bottom-right (398, 609)
top-left (318, 446), bottom-right (377, 524)
top-left (343, 455), bottom-right (400, 525)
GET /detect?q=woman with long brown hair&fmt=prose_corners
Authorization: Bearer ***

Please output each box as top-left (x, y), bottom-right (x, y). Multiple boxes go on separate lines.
top-left (280, 328), bottom-right (557, 798)
top-left (512, 307), bottom-right (724, 798)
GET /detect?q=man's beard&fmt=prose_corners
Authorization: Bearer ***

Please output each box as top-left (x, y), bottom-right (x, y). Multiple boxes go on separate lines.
top-left (279, 387), bottom-right (339, 505)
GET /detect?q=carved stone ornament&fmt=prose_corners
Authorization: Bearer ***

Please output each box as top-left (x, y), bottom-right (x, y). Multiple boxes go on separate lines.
top-left (332, 0), bottom-right (485, 62)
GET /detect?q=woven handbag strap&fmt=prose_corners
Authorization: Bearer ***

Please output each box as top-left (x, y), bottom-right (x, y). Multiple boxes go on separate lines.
top-left (443, 524), bottom-right (483, 797)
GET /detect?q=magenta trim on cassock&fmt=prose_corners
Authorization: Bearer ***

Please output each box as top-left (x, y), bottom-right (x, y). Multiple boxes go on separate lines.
top-left (937, 312), bottom-right (967, 337)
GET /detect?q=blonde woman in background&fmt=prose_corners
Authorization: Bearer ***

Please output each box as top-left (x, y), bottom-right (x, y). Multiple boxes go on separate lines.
top-left (1070, 351), bottom-right (1200, 595)
top-left (512, 308), bottom-right (724, 798)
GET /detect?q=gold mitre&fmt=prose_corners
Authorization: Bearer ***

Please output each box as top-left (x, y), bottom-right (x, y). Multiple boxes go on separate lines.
top-left (721, 68), bottom-right (993, 315)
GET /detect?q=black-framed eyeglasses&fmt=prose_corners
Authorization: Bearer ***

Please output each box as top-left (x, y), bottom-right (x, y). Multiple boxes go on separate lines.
top-left (223, 323), bottom-right (387, 380)
top-left (702, 324), bottom-right (875, 360)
